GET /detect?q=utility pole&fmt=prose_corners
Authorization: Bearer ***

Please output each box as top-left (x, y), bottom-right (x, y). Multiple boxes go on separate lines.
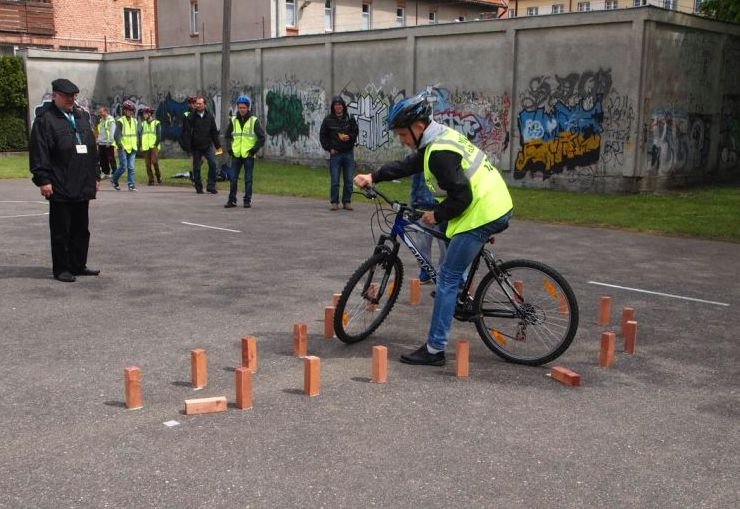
top-left (219, 0), bottom-right (232, 135)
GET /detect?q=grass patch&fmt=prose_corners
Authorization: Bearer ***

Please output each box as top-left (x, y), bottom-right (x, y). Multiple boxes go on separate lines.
top-left (3, 153), bottom-right (738, 241)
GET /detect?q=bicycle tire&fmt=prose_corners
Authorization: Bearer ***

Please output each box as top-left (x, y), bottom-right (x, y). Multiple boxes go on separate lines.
top-left (334, 252), bottom-right (404, 344)
top-left (474, 259), bottom-right (579, 366)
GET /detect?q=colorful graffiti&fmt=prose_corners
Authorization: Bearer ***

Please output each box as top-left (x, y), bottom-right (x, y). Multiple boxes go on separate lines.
top-left (647, 111), bottom-right (711, 176)
top-left (341, 79), bottom-right (406, 152)
top-left (428, 86), bottom-right (511, 165)
top-left (514, 69), bottom-right (613, 180)
top-left (264, 78), bottom-right (324, 157)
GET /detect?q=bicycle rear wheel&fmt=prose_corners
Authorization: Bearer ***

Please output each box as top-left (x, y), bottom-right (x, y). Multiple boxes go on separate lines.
top-left (474, 259), bottom-right (578, 366)
top-left (334, 252), bottom-right (404, 344)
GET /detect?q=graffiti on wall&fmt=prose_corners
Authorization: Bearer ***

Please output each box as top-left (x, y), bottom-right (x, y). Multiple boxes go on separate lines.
top-left (341, 79), bottom-right (406, 152)
top-left (428, 86), bottom-right (511, 165)
top-left (647, 111), bottom-right (711, 176)
top-left (264, 77), bottom-right (325, 157)
top-left (719, 95), bottom-right (739, 170)
top-left (514, 69), bottom-right (617, 180)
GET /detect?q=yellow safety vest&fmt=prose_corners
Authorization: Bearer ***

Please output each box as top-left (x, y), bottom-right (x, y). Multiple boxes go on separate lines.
top-left (98, 116), bottom-right (116, 143)
top-left (423, 126), bottom-right (513, 238)
top-left (231, 115), bottom-right (258, 158)
top-left (141, 119), bottom-right (161, 151)
top-left (117, 116), bottom-right (138, 153)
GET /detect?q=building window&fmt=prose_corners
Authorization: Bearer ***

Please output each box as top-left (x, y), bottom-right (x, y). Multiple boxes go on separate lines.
top-left (633, 0), bottom-right (646, 5)
top-left (527, 7), bottom-right (539, 15)
top-left (663, 0), bottom-right (677, 9)
top-left (190, 2), bottom-right (199, 34)
top-left (124, 8), bottom-right (141, 41)
top-left (362, 3), bottom-right (372, 30)
top-left (396, 7), bottom-right (405, 26)
top-left (286, 0), bottom-right (296, 26)
top-left (509, 9), bottom-right (517, 17)
top-left (694, 0), bottom-right (703, 11)
top-left (325, 0), bottom-right (334, 31)
top-left (428, 11), bottom-right (437, 24)
top-left (605, 0), bottom-right (618, 8)
top-left (552, 4), bottom-right (565, 13)
top-left (577, 1), bottom-right (590, 11)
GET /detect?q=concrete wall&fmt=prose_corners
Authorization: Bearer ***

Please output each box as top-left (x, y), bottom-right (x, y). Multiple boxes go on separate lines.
top-left (23, 7), bottom-right (740, 192)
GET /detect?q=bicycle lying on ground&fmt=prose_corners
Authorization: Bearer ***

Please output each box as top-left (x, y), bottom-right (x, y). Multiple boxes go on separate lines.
top-left (333, 185), bottom-right (579, 366)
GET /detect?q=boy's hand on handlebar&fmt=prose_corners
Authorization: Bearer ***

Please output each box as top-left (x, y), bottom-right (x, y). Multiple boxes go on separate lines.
top-left (421, 211), bottom-right (437, 225)
top-left (354, 173), bottom-right (373, 188)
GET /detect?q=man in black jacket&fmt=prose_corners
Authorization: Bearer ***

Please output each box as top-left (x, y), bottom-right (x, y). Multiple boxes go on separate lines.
top-left (319, 96), bottom-right (359, 211)
top-left (30, 78), bottom-right (100, 283)
top-left (186, 95), bottom-right (222, 194)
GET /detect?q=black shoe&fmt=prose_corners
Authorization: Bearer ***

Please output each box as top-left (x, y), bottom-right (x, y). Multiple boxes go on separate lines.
top-left (195, 188), bottom-right (204, 194)
top-left (243, 202), bottom-right (251, 208)
top-left (72, 268), bottom-right (100, 276)
top-left (53, 271), bottom-right (76, 283)
top-left (207, 188), bottom-right (218, 194)
top-left (224, 201), bottom-right (236, 208)
top-left (400, 344), bottom-right (445, 366)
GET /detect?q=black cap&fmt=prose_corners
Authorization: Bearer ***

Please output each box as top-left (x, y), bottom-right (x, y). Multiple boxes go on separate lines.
top-left (51, 78), bottom-right (79, 95)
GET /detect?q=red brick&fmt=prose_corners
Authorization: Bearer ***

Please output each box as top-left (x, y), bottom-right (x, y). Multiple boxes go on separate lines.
top-left (550, 366), bottom-right (581, 386)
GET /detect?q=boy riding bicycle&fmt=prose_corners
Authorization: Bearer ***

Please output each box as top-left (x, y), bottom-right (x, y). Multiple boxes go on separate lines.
top-left (353, 93), bottom-right (513, 366)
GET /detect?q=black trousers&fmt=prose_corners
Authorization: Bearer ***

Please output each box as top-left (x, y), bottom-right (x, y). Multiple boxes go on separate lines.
top-left (49, 200), bottom-right (90, 276)
top-left (98, 145), bottom-right (115, 175)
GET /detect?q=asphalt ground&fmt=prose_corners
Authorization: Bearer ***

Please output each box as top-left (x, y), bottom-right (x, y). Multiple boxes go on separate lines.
top-left (0, 178), bottom-right (738, 508)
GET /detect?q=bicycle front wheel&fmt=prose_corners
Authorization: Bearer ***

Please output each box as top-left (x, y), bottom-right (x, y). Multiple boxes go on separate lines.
top-left (474, 259), bottom-right (579, 366)
top-left (334, 252), bottom-right (404, 344)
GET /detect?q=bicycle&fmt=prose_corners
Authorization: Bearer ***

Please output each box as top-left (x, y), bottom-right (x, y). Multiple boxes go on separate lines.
top-left (333, 185), bottom-right (579, 366)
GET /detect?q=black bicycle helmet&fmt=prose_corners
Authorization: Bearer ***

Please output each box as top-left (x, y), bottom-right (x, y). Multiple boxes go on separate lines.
top-left (387, 94), bottom-right (432, 130)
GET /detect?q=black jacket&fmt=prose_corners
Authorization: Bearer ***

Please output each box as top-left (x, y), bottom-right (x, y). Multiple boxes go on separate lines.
top-left (187, 109), bottom-right (221, 151)
top-left (30, 103), bottom-right (99, 201)
top-left (319, 98), bottom-right (359, 153)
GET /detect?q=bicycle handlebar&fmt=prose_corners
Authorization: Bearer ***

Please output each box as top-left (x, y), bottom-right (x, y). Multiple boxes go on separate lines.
top-left (357, 185), bottom-right (425, 221)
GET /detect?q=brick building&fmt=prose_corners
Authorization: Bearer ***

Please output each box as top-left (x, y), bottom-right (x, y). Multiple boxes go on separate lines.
top-left (0, 0), bottom-right (158, 54)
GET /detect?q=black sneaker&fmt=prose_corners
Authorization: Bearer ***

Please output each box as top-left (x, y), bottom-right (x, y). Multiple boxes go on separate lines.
top-left (400, 344), bottom-right (445, 366)
top-left (206, 188), bottom-right (218, 194)
top-left (53, 271), bottom-right (76, 283)
top-left (244, 202), bottom-right (251, 208)
top-left (224, 201), bottom-right (236, 208)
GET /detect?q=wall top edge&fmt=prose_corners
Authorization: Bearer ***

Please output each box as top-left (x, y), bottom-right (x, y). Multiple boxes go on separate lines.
top-left (20, 48), bottom-right (104, 61)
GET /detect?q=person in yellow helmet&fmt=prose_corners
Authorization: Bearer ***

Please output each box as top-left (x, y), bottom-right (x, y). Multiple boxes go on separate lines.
top-left (354, 93), bottom-right (513, 366)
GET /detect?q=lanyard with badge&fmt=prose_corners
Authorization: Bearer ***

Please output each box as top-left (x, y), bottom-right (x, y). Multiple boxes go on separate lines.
top-left (65, 112), bottom-right (87, 154)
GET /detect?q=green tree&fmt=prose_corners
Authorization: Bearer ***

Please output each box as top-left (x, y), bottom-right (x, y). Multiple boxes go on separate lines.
top-left (0, 56), bottom-right (28, 151)
top-left (699, 0), bottom-right (740, 23)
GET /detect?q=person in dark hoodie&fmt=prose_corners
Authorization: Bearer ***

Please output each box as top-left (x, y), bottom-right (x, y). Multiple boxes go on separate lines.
top-left (30, 78), bottom-right (100, 283)
top-left (319, 96), bottom-right (359, 211)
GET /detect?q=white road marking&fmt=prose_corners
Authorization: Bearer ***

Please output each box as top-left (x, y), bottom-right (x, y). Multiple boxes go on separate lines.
top-left (180, 221), bottom-right (241, 233)
top-left (587, 281), bottom-right (730, 307)
top-left (0, 212), bottom-right (49, 218)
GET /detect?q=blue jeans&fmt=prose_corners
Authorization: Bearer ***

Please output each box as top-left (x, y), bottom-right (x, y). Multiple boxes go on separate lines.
top-left (329, 151), bottom-right (355, 204)
top-left (229, 156), bottom-right (254, 204)
top-left (426, 212), bottom-right (512, 352)
top-left (192, 145), bottom-right (218, 191)
top-left (113, 150), bottom-right (136, 188)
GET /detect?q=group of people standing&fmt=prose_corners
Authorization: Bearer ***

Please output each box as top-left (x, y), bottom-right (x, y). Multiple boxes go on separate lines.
top-left (96, 100), bottom-right (162, 191)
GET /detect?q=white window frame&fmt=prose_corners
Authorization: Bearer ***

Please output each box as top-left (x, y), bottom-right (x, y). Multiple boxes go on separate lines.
top-left (190, 2), bottom-right (199, 34)
top-left (605, 0), bottom-right (618, 9)
top-left (123, 8), bottom-right (141, 41)
top-left (325, 0), bottom-right (334, 32)
top-left (286, 0), bottom-right (296, 27)
top-left (428, 10), bottom-right (437, 24)
top-left (552, 4), bottom-right (565, 13)
top-left (362, 3), bottom-right (372, 30)
top-left (694, 0), bottom-right (703, 11)
top-left (509, 9), bottom-right (517, 17)
top-left (633, 0), bottom-right (647, 6)
top-left (577, 1), bottom-right (591, 11)
top-left (396, 6), bottom-right (405, 27)
top-left (527, 6), bottom-right (539, 15)
top-left (663, 0), bottom-right (677, 9)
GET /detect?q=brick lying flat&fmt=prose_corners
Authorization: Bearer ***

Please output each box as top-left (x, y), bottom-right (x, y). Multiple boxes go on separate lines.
top-left (550, 366), bottom-right (581, 386)
top-left (184, 396), bottom-right (227, 415)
